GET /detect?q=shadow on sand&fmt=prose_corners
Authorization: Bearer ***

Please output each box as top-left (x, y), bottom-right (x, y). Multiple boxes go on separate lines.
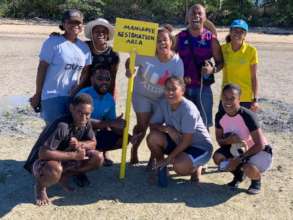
top-left (0, 160), bottom-right (244, 217)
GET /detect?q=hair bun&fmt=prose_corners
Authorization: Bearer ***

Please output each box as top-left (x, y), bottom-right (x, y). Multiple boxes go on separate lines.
top-left (161, 24), bottom-right (173, 33)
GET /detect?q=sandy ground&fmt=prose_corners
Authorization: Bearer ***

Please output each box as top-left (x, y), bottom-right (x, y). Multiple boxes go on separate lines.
top-left (0, 19), bottom-right (293, 219)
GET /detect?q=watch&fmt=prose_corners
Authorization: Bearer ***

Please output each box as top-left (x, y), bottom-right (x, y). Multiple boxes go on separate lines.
top-left (252, 97), bottom-right (259, 102)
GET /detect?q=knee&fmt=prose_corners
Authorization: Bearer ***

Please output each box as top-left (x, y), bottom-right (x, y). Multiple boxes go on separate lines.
top-left (213, 153), bottom-right (225, 165)
top-left (146, 131), bottom-right (164, 150)
top-left (173, 158), bottom-right (193, 176)
top-left (40, 161), bottom-right (63, 184)
top-left (89, 151), bottom-right (104, 168)
top-left (133, 124), bottom-right (148, 134)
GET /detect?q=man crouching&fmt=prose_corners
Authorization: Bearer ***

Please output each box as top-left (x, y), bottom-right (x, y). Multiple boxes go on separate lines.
top-left (24, 94), bottom-right (104, 206)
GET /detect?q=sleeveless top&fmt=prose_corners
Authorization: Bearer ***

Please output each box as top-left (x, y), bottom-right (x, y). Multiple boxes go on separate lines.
top-left (177, 28), bottom-right (215, 87)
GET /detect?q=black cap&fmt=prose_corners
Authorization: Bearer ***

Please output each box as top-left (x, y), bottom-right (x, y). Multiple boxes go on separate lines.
top-left (62, 9), bottom-right (83, 23)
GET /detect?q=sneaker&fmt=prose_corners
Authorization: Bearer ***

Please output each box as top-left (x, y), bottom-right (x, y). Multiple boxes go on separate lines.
top-left (227, 168), bottom-right (245, 188)
top-left (247, 179), bottom-right (261, 195)
top-left (227, 177), bottom-right (241, 188)
top-left (73, 173), bottom-right (90, 187)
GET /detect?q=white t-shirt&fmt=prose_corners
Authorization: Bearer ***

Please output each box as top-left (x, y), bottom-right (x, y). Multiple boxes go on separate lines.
top-left (40, 36), bottom-right (92, 100)
top-left (133, 54), bottom-right (184, 100)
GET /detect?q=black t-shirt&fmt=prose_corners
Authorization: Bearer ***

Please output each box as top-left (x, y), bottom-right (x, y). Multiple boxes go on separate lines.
top-left (24, 116), bottom-right (95, 173)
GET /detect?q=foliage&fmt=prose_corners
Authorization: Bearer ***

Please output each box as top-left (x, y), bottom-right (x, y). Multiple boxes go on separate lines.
top-left (0, 0), bottom-right (293, 27)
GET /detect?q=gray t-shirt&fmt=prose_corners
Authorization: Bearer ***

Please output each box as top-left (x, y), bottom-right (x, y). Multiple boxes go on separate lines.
top-left (150, 97), bottom-right (212, 152)
top-left (133, 54), bottom-right (184, 100)
top-left (40, 36), bottom-right (92, 100)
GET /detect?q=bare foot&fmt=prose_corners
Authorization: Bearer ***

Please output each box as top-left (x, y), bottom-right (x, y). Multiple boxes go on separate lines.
top-left (59, 176), bottom-right (75, 192)
top-left (35, 183), bottom-right (50, 206)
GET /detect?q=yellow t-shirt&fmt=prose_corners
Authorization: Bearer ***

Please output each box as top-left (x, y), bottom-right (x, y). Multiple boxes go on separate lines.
top-left (221, 42), bottom-right (258, 102)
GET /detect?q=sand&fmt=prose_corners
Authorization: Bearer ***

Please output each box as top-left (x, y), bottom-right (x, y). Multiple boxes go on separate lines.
top-left (0, 19), bottom-right (293, 220)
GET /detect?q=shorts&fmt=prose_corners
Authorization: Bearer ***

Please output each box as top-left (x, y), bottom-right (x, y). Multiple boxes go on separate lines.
top-left (185, 86), bottom-right (213, 127)
top-left (214, 145), bottom-right (273, 173)
top-left (164, 133), bottom-right (212, 167)
top-left (95, 129), bottom-right (122, 151)
top-left (41, 96), bottom-right (72, 125)
top-left (32, 150), bottom-right (97, 177)
top-left (132, 92), bottom-right (159, 113)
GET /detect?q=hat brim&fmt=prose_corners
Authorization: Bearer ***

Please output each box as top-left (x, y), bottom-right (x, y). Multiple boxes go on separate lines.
top-left (230, 25), bottom-right (248, 32)
top-left (85, 19), bottom-right (114, 41)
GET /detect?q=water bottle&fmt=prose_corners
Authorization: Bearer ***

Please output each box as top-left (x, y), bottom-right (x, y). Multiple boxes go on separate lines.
top-left (158, 166), bottom-right (168, 187)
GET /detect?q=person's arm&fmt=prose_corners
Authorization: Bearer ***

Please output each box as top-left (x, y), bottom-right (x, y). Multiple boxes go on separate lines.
top-left (69, 137), bottom-right (96, 151)
top-left (215, 128), bottom-right (243, 147)
top-left (157, 132), bottom-right (193, 167)
top-left (204, 19), bottom-right (217, 37)
top-left (201, 38), bottom-right (223, 76)
top-left (211, 38), bottom-right (224, 74)
top-left (39, 147), bottom-right (86, 161)
top-left (71, 65), bottom-right (91, 96)
top-left (250, 63), bottom-right (260, 111)
top-left (30, 61), bottom-right (49, 109)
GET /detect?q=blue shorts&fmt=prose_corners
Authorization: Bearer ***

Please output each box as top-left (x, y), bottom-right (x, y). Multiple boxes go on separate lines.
top-left (164, 134), bottom-right (211, 167)
top-left (185, 86), bottom-right (213, 128)
top-left (41, 96), bottom-right (72, 125)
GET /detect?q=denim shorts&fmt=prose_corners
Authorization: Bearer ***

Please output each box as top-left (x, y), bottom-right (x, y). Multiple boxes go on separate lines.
top-left (185, 86), bottom-right (213, 128)
top-left (41, 96), bottom-right (72, 125)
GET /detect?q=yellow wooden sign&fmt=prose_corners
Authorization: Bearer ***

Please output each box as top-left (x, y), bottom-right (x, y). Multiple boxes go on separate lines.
top-left (113, 18), bottom-right (158, 56)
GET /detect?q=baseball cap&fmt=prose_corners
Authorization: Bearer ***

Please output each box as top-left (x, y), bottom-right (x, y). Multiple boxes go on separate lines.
top-left (62, 9), bottom-right (83, 23)
top-left (230, 19), bottom-right (248, 32)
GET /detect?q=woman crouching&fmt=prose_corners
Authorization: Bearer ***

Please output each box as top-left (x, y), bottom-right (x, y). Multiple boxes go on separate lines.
top-left (147, 76), bottom-right (213, 186)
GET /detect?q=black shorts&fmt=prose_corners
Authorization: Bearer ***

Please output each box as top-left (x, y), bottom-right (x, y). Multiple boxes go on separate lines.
top-left (95, 129), bottom-right (122, 151)
top-left (163, 133), bottom-right (210, 166)
top-left (214, 145), bottom-right (234, 159)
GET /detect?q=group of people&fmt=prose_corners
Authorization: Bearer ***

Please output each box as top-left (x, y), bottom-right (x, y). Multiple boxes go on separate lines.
top-left (24, 3), bottom-right (273, 206)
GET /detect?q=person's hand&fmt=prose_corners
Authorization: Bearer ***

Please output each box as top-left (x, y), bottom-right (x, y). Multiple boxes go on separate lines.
top-left (125, 69), bottom-right (132, 78)
top-left (69, 84), bottom-right (80, 96)
top-left (69, 137), bottom-right (80, 150)
top-left (110, 114), bottom-right (126, 130)
top-left (29, 93), bottom-right (41, 112)
top-left (157, 156), bottom-right (174, 169)
top-left (250, 101), bottom-right (260, 112)
top-left (184, 76), bottom-right (192, 85)
top-left (201, 60), bottom-right (214, 76)
top-left (226, 133), bottom-right (242, 144)
top-left (227, 158), bottom-right (241, 172)
top-left (165, 126), bottom-right (182, 145)
top-left (74, 148), bottom-right (86, 160)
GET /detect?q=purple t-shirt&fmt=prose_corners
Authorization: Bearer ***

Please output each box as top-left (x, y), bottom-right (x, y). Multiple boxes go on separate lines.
top-left (177, 29), bottom-right (215, 87)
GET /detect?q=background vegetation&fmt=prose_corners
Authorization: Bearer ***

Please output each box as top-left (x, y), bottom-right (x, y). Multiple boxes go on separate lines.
top-left (0, 0), bottom-right (292, 27)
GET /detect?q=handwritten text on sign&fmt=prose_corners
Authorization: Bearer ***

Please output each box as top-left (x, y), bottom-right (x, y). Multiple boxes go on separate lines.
top-left (113, 18), bottom-right (158, 56)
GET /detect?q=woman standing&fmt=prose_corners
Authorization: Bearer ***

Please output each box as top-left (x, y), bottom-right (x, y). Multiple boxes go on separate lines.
top-left (82, 18), bottom-right (120, 97)
top-left (176, 4), bottom-right (223, 129)
top-left (221, 19), bottom-right (260, 111)
top-left (30, 9), bottom-right (92, 125)
top-left (126, 26), bottom-right (184, 165)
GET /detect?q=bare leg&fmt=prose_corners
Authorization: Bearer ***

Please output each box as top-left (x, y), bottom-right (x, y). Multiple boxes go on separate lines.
top-left (146, 131), bottom-right (167, 184)
top-left (130, 112), bottom-right (151, 164)
top-left (34, 160), bottom-right (62, 206)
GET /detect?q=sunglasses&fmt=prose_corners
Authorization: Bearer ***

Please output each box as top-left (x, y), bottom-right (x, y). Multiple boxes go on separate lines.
top-left (96, 76), bottom-right (111, 81)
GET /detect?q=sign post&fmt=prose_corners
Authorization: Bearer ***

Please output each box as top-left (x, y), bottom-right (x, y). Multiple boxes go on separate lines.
top-left (113, 18), bottom-right (158, 179)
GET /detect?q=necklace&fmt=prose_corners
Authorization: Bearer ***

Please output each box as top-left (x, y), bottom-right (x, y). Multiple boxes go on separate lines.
top-left (92, 42), bottom-right (108, 54)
